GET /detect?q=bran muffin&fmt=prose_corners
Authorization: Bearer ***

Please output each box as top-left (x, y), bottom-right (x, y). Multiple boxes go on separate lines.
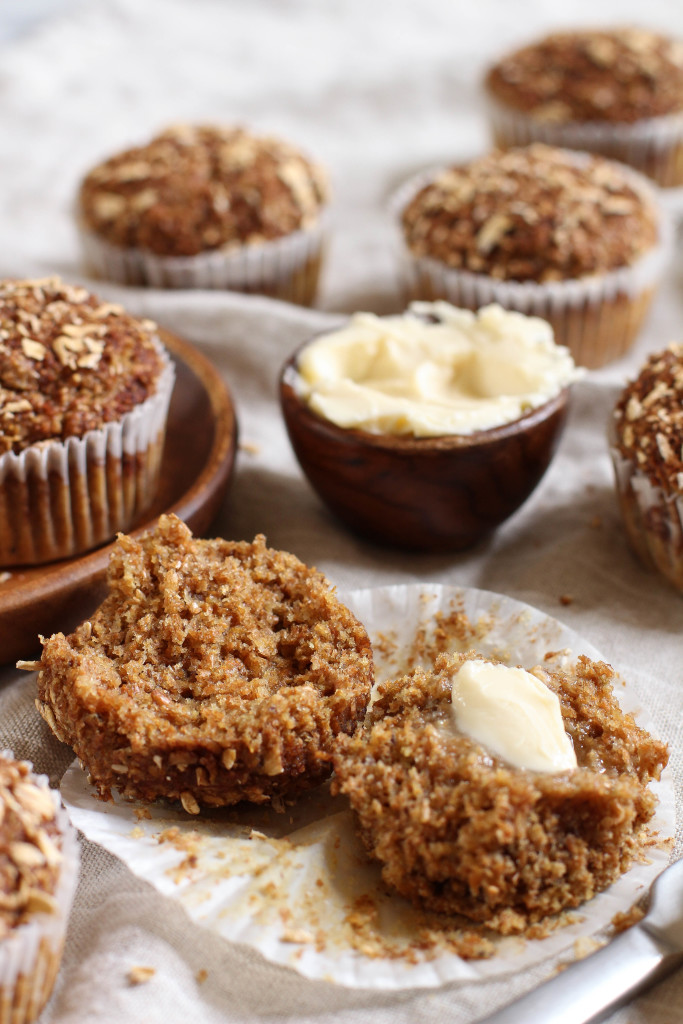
top-left (333, 651), bottom-right (668, 934)
top-left (78, 124), bottom-right (328, 303)
top-left (0, 753), bottom-right (79, 1024)
top-left (0, 276), bottom-right (174, 565)
top-left (395, 144), bottom-right (669, 368)
top-left (35, 515), bottom-right (373, 812)
top-left (485, 28), bottom-right (683, 187)
top-left (611, 343), bottom-right (683, 591)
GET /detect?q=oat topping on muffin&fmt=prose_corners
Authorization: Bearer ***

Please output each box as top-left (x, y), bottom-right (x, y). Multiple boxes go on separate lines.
top-left (0, 755), bottom-right (63, 938)
top-left (486, 28), bottom-right (683, 124)
top-left (78, 124), bottom-right (328, 257)
top-left (36, 515), bottom-right (373, 810)
top-left (0, 277), bottom-right (164, 454)
top-left (401, 145), bottom-right (658, 283)
top-left (613, 344), bottom-right (683, 488)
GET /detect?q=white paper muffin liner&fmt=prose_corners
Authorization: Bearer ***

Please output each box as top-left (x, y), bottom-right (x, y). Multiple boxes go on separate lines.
top-left (485, 94), bottom-right (683, 190)
top-left (0, 752), bottom-right (80, 1024)
top-left (78, 216), bottom-right (326, 305)
top-left (0, 342), bottom-right (175, 566)
top-left (610, 443), bottom-right (683, 592)
top-left (59, 585), bottom-right (674, 991)
top-left (391, 159), bottom-right (673, 369)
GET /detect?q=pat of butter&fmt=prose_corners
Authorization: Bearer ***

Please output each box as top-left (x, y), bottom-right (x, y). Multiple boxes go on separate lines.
top-left (295, 302), bottom-right (582, 438)
top-left (450, 660), bottom-right (578, 773)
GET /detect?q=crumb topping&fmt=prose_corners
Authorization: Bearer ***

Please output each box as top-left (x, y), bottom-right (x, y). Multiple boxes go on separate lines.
top-left (486, 28), bottom-right (683, 124)
top-left (333, 651), bottom-right (667, 932)
top-left (0, 754), bottom-right (62, 937)
top-left (36, 515), bottom-right (372, 809)
top-left (401, 144), bottom-right (658, 283)
top-left (0, 277), bottom-right (164, 454)
top-left (79, 124), bottom-right (328, 257)
top-left (613, 343), bottom-right (683, 490)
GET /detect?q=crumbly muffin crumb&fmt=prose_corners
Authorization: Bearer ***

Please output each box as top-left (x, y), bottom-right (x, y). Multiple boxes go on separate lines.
top-left (0, 276), bottom-right (163, 454)
top-left (333, 651), bottom-right (667, 932)
top-left (486, 28), bottom-right (683, 124)
top-left (613, 343), bottom-right (683, 490)
top-left (0, 755), bottom-right (62, 939)
top-left (36, 515), bottom-right (372, 809)
top-left (79, 124), bottom-right (328, 257)
top-left (401, 144), bottom-right (658, 283)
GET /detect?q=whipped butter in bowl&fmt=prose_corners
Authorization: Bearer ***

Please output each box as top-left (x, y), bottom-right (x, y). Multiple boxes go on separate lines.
top-left (280, 302), bottom-right (581, 552)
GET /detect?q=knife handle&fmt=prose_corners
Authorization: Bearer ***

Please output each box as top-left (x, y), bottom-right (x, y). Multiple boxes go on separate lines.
top-left (477, 925), bottom-right (683, 1024)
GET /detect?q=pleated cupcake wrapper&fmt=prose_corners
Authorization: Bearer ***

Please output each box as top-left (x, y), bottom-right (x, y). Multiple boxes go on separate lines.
top-left (79, 216), bottom-right (326, 305)
top-left (484, 95), bottom-right (683, 189)
top-left (0, 346), bottom-right (175, 566)
top-left (0, 753), bottom-right (80, 1024)
top-left (610, 445), bottom-right (683, 592)
top-left (390, 161), bottom-right (672, 369)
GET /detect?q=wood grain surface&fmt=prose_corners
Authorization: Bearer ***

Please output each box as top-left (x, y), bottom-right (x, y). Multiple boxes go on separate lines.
top-left (0, 329), bottom-right (238, 664)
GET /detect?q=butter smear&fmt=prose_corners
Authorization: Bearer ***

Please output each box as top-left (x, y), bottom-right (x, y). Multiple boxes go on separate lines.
top-left (294, 302), bottom-right (582, 437)
top-left (449, 659), bottom-right (578, 773)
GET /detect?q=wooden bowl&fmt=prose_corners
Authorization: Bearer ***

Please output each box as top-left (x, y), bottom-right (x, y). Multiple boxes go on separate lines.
top-left (1, 329), bottom-right (237, 664)
top-left (280, 351), bottom-right (569, 553)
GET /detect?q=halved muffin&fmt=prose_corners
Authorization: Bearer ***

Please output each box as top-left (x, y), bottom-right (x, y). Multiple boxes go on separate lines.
top-left (35, 515), bottom-right (373, 811)
top-left (333, 651), bottom-right (668, 934)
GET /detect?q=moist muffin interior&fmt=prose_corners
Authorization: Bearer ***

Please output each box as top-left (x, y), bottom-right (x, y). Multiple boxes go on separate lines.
top-left (401, 144), bottom-right (658, 283)
top-left (486, 28), bottom-right (683, 124)
top-left (79, 124), bottom-right (328, 257)
top-left (0, 276), bottom-right (163, 454)
top-left (333, 651), bottom-right (668, 935)
top-left (36, 515), bottom-right (373, 811)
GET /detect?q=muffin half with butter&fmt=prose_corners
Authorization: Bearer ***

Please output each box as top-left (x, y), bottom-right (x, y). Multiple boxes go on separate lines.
top-left (280, 301), bottom-right (581, 551)
top-left (77, 123), bottom-right (328, 304)
top-left (333, 651), bottom-right (668, 933)
top-left (393, 143), bottom-right (670, 368)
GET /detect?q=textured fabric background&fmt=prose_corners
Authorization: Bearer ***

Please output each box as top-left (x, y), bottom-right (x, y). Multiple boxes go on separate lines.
top-left (0, 1), bottom-right (682, 1021)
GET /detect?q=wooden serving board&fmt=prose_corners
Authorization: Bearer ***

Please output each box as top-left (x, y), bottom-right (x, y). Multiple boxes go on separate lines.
top-left (0, 329), bottom-right (238, 664)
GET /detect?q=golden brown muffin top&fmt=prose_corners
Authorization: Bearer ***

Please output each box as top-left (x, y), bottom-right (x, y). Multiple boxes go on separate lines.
top-left (486, 28), bottom-right (683, 124)
top-left (78, 124), bottom-right (328, 257)
top-left (401, 144), bottom-right (658, 283)
top-left (613, 343), bottom-right (683, 490)
top-left (0, 277), bottom-right (164, 455)
top-left (0, 754), bottom-right (62, 936)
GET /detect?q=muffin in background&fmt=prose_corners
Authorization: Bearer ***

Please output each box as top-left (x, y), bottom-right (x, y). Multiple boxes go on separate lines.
top-left (77, 124), bottom-right (328, 304)
top-left (484, 27), bottom-right (683, 188)
top-left (0, 276), bottom-right (174, 566)
top-left (611, 344), bottom-right (683, 591)
top-left (394, 144), bottom-right (670, 368)
top-left (0, 752), bottom-right (79, 1024)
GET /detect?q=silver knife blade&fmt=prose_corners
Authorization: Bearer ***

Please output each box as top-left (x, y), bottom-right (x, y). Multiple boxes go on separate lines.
top-left (477, 857), bottom-right (683, 1024)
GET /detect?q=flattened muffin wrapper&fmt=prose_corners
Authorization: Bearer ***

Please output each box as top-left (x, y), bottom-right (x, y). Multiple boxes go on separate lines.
top-left (59, 585), bottom-right (674, 992)
top-left (0, 753), bottom-right (80, 1024)
top-left (610, 445), bottom-right (683, 592)
top-left (78, 215), bottom-right (326, 305)
top-left (0, 344), bottom-right (175, 566)
top-left (391, 162), bottom-right (673, 369)
top-left (484, 93), bottom-right (683, 191)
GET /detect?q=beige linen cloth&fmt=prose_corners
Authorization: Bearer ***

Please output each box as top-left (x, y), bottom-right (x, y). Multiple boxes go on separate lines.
top-left (0, 0), bottom-right (682, 1020)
